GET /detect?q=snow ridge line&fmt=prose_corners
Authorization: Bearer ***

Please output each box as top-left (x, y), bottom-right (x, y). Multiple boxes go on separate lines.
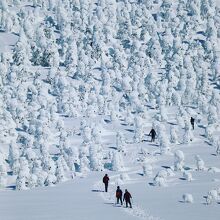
top-left (93, 179), bottom-right (162, 220)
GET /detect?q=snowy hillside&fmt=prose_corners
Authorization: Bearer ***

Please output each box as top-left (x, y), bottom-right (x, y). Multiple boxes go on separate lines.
top-left (0, 0), bottom-right (220, 220)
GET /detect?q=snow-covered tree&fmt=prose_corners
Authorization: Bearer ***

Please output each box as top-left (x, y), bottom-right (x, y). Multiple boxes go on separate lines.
top-left (183, 171), bottom-right (192, 181)
top-left (89, 143), bottom-right (104, 171)
top-left (205, 124), bottom-right (215, 144)
top-left (116, 131), bottom-right (126, 154)
top-left (182, 120), bottom-right (193, 144)
top-left (156, 124), bottom-right (170, 154)
top-left (142, 162), bottom-right (153, 177)
top-left (182, 193), bottom-right (194, 203)
top-left (56, 157), bottom-right (67, 183)
top-left (206, 189), bottom-right (219, 204)
top-left (174, 150), bottom-right (184, 171)
top-left (28, 174), bottom-right (38, 189)
top-left (0, 152), bottom-right (7, 187)
top-left (111, 151), bottom-right (124, 171)
top-left (195, 155), bottom-right (205, 171)
top-left (153, 170), bottom-right (167, 187)
top-left (170, 126), bottom-right (178, 144)
top-left (133, 115), bottom-right (144, 143)
top-left (16, 157), bottom-right (30, 190)
top-left (215, 139), bottom-right (220, 155)
top-left (8, 141), bottom-right (20, 175)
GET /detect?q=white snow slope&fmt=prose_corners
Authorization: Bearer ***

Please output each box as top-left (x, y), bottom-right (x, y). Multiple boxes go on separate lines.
top-left (0, 0), bottom-right (220, 220)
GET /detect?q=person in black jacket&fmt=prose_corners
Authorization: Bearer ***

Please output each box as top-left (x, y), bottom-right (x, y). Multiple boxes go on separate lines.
top-left (123, 189), bottom-right (132, 208)
top-left (116, 186), bottom-right (123, 205)
top-left (149, 128), bottom-right (156, 142)
top-left (102, 174), bottom-right (109, 192)
top-left (190, 117), bottom-right (195, 130)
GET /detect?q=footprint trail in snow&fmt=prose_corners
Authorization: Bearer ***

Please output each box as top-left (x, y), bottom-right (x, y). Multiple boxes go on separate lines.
top-left (93, 176), bottom-right (162, 220)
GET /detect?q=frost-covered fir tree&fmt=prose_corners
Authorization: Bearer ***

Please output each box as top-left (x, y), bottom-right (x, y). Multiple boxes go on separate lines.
top-left (157, 124), bottom-right (170, 154)
top-left (13, 30), bottom-right (31, 66)
top-left (79, 153), bottom-right (90, 174)
top-left (182, 193), bottom-right (194, 203)
top-left (28, 174), bottom-right (38, 189)
top-left (205, 124), bottom-right (215, 144)
top-left (45, 173), bottom-right (57, 187)
top-left (207, 105), bottom-right (218, 125)
top-left (55, 157), bottom-right (67, 183)
top-left (142, 162), bottom-right (153, 177)
top-left (133, 115), bottom-right (144, 143)
top-left (205, 189), bottom-right (219, 204)
top-left (8, 141), bottom-right (20, 175)
top-left (153, 170), bottom-right (167, 187)
top-left (158, 105), bottom-right (168, 122)
top-left (37, 170), bottom-right (48, 187)
top-left (0, 152), bottom-right (7, 187)
top-left (63, 146), bottom-right (79, 172)
top-left (111, 151), bottom-right (124, 171)
top-left (183, 171), bottom-right (192, 181)
top-left (91, 126), bottom-right (101, 144)
top-left (182, 120), bottom-right (193, 144)
top-left (82, 126), bottom-right (92, 143)
top-left (16, 157), bottom-right (30, 190)
top-left (214, 139), bottom-right (220, 155)
top-left (89, 143), bottom-right (103, 171)
top-left (195, 155), bottom-right (205, 171)
top-left (174, 150), bottom-right (184, 171)
top-left (116, 131), bottom-right (126, 154)
top-left (170, 126), bottom-right (178, 143)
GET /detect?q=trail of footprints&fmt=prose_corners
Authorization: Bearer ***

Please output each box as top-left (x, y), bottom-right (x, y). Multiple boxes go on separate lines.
top-left (93, 174), bottom-right (162, 220)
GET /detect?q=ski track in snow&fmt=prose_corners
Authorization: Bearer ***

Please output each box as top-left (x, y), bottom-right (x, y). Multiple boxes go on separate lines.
top-left (93, 174), bottom-right (162, 220)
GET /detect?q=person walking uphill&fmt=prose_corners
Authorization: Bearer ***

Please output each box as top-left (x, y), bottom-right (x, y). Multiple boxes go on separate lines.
top-left (149, 128), bottom-right (156, 142)
top-left (123, 189), bottom-right (132, 208)
top-left (190, 117), bottom-right (195, 130)
top-left (103, 174), bottom-right (109, 192)
top-left (116, 186), bottom-right (123, 205)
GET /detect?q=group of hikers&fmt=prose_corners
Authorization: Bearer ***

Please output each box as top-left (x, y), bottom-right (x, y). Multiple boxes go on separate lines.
top-left (103, 174), bottom-right (132, 208)
top-left (101, 118), bottom-right (195, 208)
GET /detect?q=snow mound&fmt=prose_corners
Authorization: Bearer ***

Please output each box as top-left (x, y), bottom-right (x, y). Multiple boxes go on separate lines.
top-left (182, 194), bottom-right (194, 203)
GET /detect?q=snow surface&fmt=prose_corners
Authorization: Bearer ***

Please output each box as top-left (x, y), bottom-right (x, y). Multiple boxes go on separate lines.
top-left (0, 174), bottom-right (137, 220)
top-left (1, 114), bottom-right (220, 220)
top-left (0, 0), bottom-right (220, 220)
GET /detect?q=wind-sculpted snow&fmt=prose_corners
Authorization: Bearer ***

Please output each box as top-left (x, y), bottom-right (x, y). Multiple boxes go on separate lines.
top-left (0, 0), bottom-right (220, 219)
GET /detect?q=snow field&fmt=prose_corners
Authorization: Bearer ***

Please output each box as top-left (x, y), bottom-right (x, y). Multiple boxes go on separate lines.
top-left (0, 0), bottom-right (220, 220)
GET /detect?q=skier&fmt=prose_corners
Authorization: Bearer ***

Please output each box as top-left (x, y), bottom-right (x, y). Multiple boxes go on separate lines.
top-left (116, 186), bottom-right (123, 205)
top-left (103, 174), bottom-right (109, 192)
top-left (123, 189), bottom-right (132, 208)
top-left (149, 128), bottom-right (156, 142)
top-left (190, 117), bottom-right (195, 130)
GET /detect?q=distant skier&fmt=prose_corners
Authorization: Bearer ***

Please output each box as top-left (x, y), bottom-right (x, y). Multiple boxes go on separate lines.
top-left (116, 186), bottom-right (123, 205)
top-left (190, 117), bottom-right (195, 130)
top-left (103, 174), bottom-right (109, 192)
top-left (149, 128), bottom-right (156, 142)
top-left (123, 189), bottom-right (132, 208)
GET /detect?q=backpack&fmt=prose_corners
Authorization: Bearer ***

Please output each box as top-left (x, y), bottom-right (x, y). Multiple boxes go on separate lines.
top-left (116, 190), bottom-right (122, 197)
top-left (103, 176), bottom-right (108, 183)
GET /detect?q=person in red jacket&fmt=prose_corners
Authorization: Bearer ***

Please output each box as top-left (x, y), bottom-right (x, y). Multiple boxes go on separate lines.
top-left (123, 189), bottom-right (132, 208)
top-left (116, 186), bottom-right (123, 205)
top-left (103, 174), bottom-right (109, 192)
